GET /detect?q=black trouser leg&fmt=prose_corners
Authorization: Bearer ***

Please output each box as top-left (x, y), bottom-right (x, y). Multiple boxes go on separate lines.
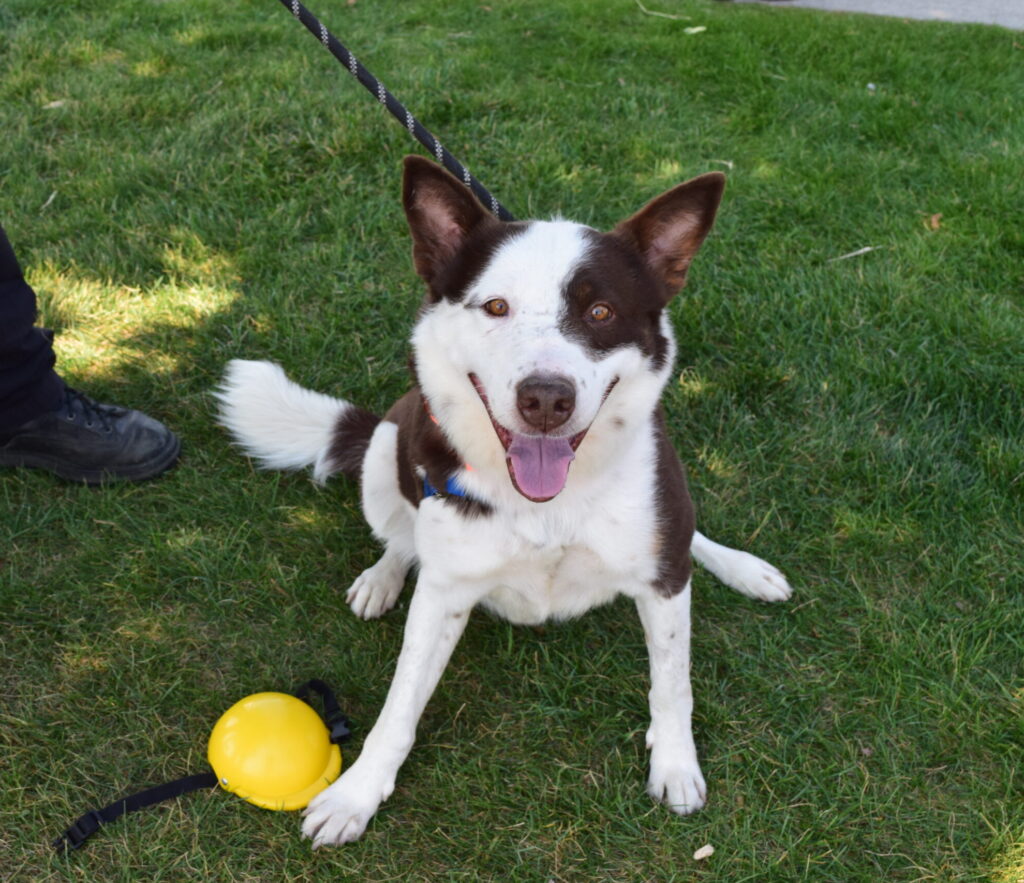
top-left (0, 225), bottom-right (64, 432)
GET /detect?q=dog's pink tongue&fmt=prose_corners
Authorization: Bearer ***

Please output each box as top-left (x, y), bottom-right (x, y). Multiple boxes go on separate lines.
top-left (507, 434), bottom-right (575, 501)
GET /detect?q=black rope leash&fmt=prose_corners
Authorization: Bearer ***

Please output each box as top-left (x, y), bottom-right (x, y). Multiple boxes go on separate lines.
top-left (280, 0), bottom-right (515, 221)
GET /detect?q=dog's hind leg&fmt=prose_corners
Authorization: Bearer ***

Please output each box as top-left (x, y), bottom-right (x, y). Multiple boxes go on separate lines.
top-left (347, 420), bottom-right (417, 619)
top-left (690, 531), bottom-right (792, 602)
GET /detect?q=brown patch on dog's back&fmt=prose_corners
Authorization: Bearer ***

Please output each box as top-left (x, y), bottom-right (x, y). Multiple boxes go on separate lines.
top-left (325, 406), bottom-right (381, 480)
top-left (384, 391), bottom-right (425, 506)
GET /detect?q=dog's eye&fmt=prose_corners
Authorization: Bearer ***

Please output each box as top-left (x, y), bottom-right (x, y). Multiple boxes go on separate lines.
top-left (483, 298), bottom-right (509, 317)
top-left (589, 303), bottom-right (614, 322)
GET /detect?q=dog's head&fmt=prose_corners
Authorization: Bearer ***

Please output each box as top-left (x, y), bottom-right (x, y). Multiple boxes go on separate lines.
top-left (403, 155), bottom-right (724, 503)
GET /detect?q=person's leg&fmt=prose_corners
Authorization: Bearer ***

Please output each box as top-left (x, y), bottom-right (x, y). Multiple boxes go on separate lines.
top-left (0, 224), bottom-right (180, 483)
top-left (0, 224), bottom-right (65, 431)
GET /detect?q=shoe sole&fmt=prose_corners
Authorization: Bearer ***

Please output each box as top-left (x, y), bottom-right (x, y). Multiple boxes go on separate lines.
top-left (0, 432), bottom-right (181, 485)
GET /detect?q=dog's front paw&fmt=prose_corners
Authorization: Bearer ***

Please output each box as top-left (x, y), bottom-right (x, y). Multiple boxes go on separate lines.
top-left (647, 752), bottom-right (707, 815)
top-left (346, 555), bottom-right (406, 620)
top-left (723, 552), bottom-right (792, 603)
top-left (301, 767), bottom-right (394, 848)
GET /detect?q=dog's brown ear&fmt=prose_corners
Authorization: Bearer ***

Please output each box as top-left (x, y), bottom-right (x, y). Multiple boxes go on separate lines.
top-left (612, 172), bottom-right (725, 301)
top-left (403, 155), bottom-right (494, 286)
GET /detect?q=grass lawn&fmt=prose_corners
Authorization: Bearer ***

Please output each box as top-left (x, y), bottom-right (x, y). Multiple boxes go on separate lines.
top-left (2, 0), bottom-right (1022, 879)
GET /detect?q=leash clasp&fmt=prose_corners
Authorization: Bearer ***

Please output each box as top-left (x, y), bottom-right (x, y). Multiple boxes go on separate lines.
top-left (53, 809), bottom-right (105, 852)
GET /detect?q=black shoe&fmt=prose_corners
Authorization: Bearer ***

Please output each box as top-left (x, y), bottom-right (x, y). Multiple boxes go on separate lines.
top-left (0, 387), bottom-right (180, 484)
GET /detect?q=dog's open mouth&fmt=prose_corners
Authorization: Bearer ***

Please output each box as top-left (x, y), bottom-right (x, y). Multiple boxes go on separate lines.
top-left (469, 374), bottom-right (613, 503)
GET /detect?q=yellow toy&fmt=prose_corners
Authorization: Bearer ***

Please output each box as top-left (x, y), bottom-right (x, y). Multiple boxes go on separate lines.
top-left (54, 679), bottom-right (351, 851)
top-left (208, 691), bottom-right (343, 811)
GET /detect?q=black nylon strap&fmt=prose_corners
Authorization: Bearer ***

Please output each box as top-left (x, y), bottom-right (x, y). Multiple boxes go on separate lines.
top-left (53, 772), bottom-right (218, 852)
top-left (293, 677), bottom-right (352, 744)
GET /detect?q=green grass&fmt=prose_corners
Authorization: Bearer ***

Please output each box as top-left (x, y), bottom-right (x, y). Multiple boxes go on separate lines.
top-left (2, 0), bottom-right (1022, 879)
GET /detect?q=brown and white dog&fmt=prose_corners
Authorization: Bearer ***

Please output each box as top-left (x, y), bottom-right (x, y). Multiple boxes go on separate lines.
top-left (216, 156), bottom-right (791, 847)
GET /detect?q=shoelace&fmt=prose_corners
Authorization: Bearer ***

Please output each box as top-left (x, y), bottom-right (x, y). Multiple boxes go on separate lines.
top-left (62, 388), bottom-right (116, 434)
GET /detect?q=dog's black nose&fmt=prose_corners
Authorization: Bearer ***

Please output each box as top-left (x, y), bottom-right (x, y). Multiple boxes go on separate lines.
top-left (516, 374), bottom-right (576, 433)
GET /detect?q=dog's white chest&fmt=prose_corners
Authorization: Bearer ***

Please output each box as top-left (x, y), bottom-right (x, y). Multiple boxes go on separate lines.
top-left (416, 492), bottom-right (660, 626)
top-left (479, 542), bottom-right (625, 625)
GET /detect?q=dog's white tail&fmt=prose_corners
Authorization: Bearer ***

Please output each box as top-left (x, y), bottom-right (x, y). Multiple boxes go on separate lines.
top-left (215, 359), bottom-right (380, 483)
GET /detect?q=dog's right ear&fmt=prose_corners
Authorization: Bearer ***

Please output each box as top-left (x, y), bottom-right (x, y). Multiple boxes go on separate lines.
top-left (402, 155), bottom-right (494, 287)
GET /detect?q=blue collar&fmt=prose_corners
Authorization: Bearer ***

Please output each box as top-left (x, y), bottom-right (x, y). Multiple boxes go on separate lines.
top-left (422, 474), bottom-right (468, 499)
